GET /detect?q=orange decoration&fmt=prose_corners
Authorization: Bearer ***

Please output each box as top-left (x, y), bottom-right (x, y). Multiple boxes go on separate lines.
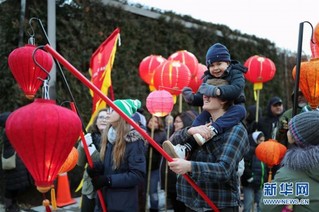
top-left (310, 33), bottom-right (319, 59)
top-left (59, 147), bottom-right (79, 174)
top-left (292, 58), bottom-right (319, 109)
top-left (314, 22), bottom-right (319, 45)
top-left (255, 139), bottom-right (287, 182)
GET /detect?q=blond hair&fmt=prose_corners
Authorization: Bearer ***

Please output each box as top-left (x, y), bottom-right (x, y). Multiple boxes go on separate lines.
top-left (100, 117), bottom-right (131, 169)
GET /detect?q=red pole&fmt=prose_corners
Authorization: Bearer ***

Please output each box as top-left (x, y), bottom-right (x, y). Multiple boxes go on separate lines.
top-left (69, 103), bottom-right (107, 212)
top-left (44, 44), bottom-right (219, 212)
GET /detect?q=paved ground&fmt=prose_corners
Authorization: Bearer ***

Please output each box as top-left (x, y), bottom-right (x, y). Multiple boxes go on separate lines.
top-left (0, 197), bottom-right (82, 212)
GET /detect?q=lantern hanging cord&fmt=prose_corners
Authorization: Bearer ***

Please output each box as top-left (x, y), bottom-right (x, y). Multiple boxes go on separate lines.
top-left (32, 46), bottom-right (51, 83)
top-left (27, 17), bottom-right (40, 45)
top-left (42, 80), bottom-right (50, 99)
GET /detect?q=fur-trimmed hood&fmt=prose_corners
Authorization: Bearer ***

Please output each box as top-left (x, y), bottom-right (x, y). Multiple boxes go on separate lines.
top-left (281, 145), bottom-right (319, 172)
top-left (124, 129), bottom-right (145, 143)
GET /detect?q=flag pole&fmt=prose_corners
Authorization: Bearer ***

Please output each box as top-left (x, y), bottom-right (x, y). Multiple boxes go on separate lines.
top-left (44, 44), bottom-right (220, 212)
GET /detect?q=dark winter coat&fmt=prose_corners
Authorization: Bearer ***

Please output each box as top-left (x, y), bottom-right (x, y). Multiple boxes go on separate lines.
top-left (146, 128), bottom-right (166, 171)
top-left (0, 112), bottom-right (32, 191)
top-left (94, 129), bottom-right (146, 212)
top-left (191, 60), bottom-right (247, 106)
top-left (241, 134), bottom-right (268, 189)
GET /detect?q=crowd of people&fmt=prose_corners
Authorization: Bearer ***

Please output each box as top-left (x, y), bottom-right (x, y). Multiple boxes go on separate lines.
top-left (1, 42), bottom-right (319, 212)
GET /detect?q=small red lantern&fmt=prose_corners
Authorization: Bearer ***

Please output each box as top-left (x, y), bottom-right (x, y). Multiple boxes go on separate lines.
top-left (244, 55), bottom-right (276, 84)
top-left (146, 90), bottom-right (174, 117)
top-left (244, 55), bottom-right (276, 122)
top-left (292, 58), bottom-right (319, 109)
top-left (188, 63), bottom-right (206, 93)
top-left (8, 44), bottom-right (53, 99)
top-left (255, 139), bottom-right (287, 182)
top-left (139, 55), bottom-right (167, 85)
top-left (152, 60), bottom-right (191, 95)
top-left (168, 50), bottom-right (198, 78)
top-left (6, 99), bottom-right (81, 193)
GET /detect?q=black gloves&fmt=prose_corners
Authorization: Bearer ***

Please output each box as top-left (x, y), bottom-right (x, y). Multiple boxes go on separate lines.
top-left (86, 166), bottom-right (101, 178)
top-left (86, 166), bottom-right (112, 190)
top-left (91, 176), bottom-right (112, 190)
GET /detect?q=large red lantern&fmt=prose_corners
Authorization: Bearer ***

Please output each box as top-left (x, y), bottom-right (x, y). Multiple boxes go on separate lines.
top-left (168, 50), bottom-right (198, 78)
top-left (255, 139), bottom-right (287, 182)
top-left (8, 44), bottom-right (53, 99)
top-left (139, 55), bottom-right (166, 85)
top-left (152, 60), bottom-right (191, 95)
top-left (6, 99), bottom-right (81, 193)
top-left (146, 90), bottom-right (174, 117)
top-left (244, 55), bottom-right (276, 84)
top-left (292, 58), bottom-right (319, 109)
top-left (188, 63), bottom-right (206, 93)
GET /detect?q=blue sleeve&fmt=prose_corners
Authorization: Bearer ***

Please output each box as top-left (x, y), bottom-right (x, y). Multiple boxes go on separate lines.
top-left (191, 110), bottom-right (211, 127)
top-left (212, 105), bottom-right (246, 133)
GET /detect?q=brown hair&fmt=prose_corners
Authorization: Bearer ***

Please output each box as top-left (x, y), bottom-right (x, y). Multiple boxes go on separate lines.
top-left (87, 108), bottom-right (108, 134)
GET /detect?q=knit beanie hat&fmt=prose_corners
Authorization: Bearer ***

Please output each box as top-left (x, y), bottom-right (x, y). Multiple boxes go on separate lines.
top-left (252, 131), bottom-right (264, 143)
top-left (288, 111), bottom-right (319, 146)
top-left (205, 43), bottom-right (231, 67)
top-left (113, 99), bottom-right (141, 117)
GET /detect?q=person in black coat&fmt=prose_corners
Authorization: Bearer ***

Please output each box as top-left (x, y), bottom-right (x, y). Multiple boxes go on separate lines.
top-left (1, 112), bottom-right (32, 212)
top-left (241, 131), bottom-right (267, 212)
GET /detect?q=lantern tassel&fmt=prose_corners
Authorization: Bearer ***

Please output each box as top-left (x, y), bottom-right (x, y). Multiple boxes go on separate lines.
top-left (268, 168), bottom-right (273, 182)
top-left (51, 186), bottom-right (57, 210)
top-left (43, 199), bottom-right (51, 212)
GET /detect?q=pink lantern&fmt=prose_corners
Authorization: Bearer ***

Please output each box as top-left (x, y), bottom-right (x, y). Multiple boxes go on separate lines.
top-left (188, 63), bottom-right (206, 93)
top-left (8, 44), bottom-right (53, 99)
top-left (146, 90), bottom-right (174, 117)
top-left (168, 50), bottom-right (198, 78)
top-left (6, 99), bottom-right (81, 193)
top-left (152, 60), bottom-right (191, 95)
top-left (139, 55), bottom-right (167, 85)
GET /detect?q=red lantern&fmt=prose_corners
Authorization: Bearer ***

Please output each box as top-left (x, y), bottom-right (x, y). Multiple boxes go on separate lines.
top-left (153, 60), bottom-right (191, 95)
top-left (139, 55), bottom-right (166, 85)
top-left (59, 147), bottom-right (79, 174)
top-left (8, 44), bottom-right (53, 99)
top-left (6, 99), bottom-right (81, 193)
top-left (168, 50), bottom-right (198, 78)
top-left (146, 90), bottom-right (174, 117)
top-left (255, 139), bottom-right (287, 182)
top-left (244, 55), bottom-right (276, 84)
top-left (188, 63), bottom-right (206, 93)
top-left (292, 58), bottom-right (319, 109)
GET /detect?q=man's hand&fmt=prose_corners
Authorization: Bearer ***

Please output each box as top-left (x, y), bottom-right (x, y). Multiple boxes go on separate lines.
top-left (168, 158), bottom-right (192, 175)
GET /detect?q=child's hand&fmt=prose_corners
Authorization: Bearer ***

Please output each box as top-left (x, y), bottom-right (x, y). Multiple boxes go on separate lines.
top-left (198, 83), bottom-right (217, 97)
top-left (182, 87), bottom-right (194, 103)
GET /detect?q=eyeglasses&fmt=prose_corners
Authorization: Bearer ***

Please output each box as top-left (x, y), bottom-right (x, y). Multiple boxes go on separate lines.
top-left (106, 108), bottom-right (114, 114)
top-left (98, 116), bottom-right (107, 120)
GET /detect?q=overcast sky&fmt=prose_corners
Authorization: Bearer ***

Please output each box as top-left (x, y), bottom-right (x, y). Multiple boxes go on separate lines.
top-left (130, 0), bottom-right (318, 55)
